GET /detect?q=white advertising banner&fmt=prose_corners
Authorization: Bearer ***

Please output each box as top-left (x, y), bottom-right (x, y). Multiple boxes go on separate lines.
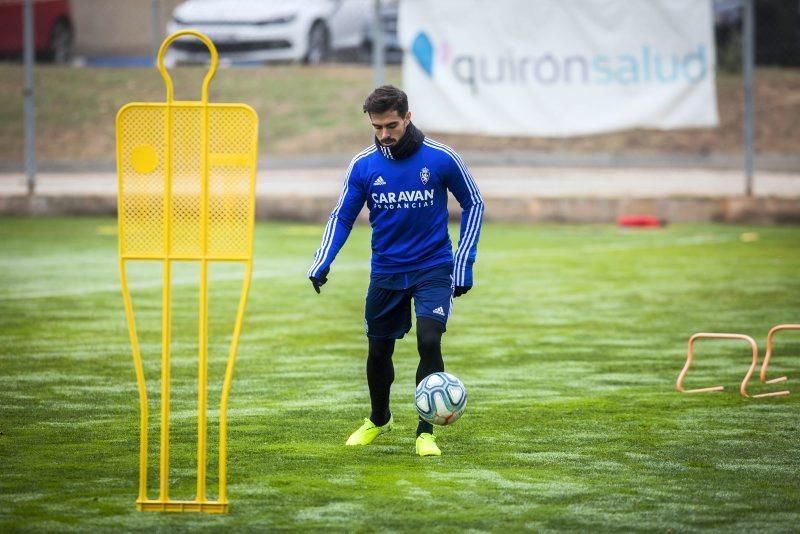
top-left (399, 0), bottom-right (719, 137)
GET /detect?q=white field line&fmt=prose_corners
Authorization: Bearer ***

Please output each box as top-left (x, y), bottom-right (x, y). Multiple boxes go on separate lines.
top-left (0, 261), bottom-right (368, 301)
top-left (0, 235), bottom-right (732, 301)
top-left (582, 234), bottom-right (739, 251)
top-left (480, 234), bottom-right (736, 261)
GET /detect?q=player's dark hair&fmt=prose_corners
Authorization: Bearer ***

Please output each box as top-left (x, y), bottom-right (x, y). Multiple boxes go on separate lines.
top-left (363, 85), bottom-right (409, 117)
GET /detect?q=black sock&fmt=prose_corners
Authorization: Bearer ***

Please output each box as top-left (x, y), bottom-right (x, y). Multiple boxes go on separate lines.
top-left (416, 419), bottom-right (433, 436)
top-left (415, 317), bottom-right (446, 436)
top-left (366, 337), bottom-right (395, 426)
top-left (372, 409), bottom-right (392, 427)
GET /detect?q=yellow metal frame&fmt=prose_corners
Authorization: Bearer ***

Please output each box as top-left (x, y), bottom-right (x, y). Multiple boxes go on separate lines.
top-left (116, 31), bottom-right (258, 513)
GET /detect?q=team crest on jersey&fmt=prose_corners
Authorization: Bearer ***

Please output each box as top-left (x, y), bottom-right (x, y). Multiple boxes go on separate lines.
top-left (420, 167), bottom-right (430, 185)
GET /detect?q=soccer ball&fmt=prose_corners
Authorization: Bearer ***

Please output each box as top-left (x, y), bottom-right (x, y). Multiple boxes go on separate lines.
top-left (415, 372), bottom-right (467, 425)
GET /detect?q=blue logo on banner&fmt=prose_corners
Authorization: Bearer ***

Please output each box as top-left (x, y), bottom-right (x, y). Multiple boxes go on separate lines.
top-left (412, 32), bottom-right (434, 76)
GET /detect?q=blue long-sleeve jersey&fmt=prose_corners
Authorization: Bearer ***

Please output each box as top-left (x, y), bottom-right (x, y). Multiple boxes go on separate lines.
top-left (307, 138), bottom-right (484, 286)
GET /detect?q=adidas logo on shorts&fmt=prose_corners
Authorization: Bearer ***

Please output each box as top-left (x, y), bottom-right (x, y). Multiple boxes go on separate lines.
top-left (373, 176), bottom-right (386, 186)
top-left (432, 306), bottom-right (445, 316)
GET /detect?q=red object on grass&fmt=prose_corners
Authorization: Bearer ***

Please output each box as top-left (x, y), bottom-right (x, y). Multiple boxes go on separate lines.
top-left (617, 215), bottom-right (662, 227)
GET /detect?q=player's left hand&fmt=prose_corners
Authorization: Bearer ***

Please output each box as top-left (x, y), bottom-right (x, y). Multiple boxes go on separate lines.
top-left (309, 266), bottom-right (330, 294)
top-left (453, 285), bottom-right (472, 297)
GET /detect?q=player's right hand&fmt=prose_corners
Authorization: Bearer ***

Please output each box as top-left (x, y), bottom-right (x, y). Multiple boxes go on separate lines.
top-left (309, 266), bottom-right (330, 294)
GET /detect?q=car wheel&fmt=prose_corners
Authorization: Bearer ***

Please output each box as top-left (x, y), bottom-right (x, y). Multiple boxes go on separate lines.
top-left (46, 19), bottom-right (73, 64)
top-left (305, 22), bottom-right (329, 65)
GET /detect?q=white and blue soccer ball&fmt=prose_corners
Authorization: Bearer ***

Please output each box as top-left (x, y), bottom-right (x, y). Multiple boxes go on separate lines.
top-left (415, 372), bottom-right (467, 425)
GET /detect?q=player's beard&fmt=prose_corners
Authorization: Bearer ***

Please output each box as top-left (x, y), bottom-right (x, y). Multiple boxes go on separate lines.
top-left (373, 122), bottom-right (425, 160)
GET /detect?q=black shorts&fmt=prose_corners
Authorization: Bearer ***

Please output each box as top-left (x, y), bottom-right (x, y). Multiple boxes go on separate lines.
top-left (365, 262), bottom-right (454, 340)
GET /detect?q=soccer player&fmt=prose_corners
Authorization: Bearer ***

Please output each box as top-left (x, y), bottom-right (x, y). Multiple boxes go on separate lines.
top-left (307, 85), bottom-right (484, 457)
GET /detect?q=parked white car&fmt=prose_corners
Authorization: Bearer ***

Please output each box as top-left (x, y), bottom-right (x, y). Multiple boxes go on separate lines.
top-left (165, 0), bottom-right (376, 65)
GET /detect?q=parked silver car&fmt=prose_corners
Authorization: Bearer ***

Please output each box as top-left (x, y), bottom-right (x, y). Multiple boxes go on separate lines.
top-left (165, 0), bottom-right (379, 65)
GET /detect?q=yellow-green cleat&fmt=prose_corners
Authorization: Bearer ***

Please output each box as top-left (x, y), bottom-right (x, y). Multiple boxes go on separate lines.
top-left (345, 415), bottom-right (394, 446)
top-left (415, 433), bottom-right (441, 457)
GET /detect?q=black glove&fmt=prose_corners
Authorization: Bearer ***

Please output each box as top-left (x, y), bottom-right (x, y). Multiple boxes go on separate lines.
top-left (453, 285), bottom-right (472, 297)
top-left (309, 266), bottom-right (330, 294)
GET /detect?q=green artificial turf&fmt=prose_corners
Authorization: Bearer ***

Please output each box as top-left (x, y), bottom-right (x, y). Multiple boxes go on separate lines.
top-left (1, 218), bottom-right (799, 531)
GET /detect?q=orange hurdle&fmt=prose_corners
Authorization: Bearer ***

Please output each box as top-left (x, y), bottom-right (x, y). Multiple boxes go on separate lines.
top-left (758, 324), bottom-right (799, 395)
top-left (677, 333), bottom-right (760, 397)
